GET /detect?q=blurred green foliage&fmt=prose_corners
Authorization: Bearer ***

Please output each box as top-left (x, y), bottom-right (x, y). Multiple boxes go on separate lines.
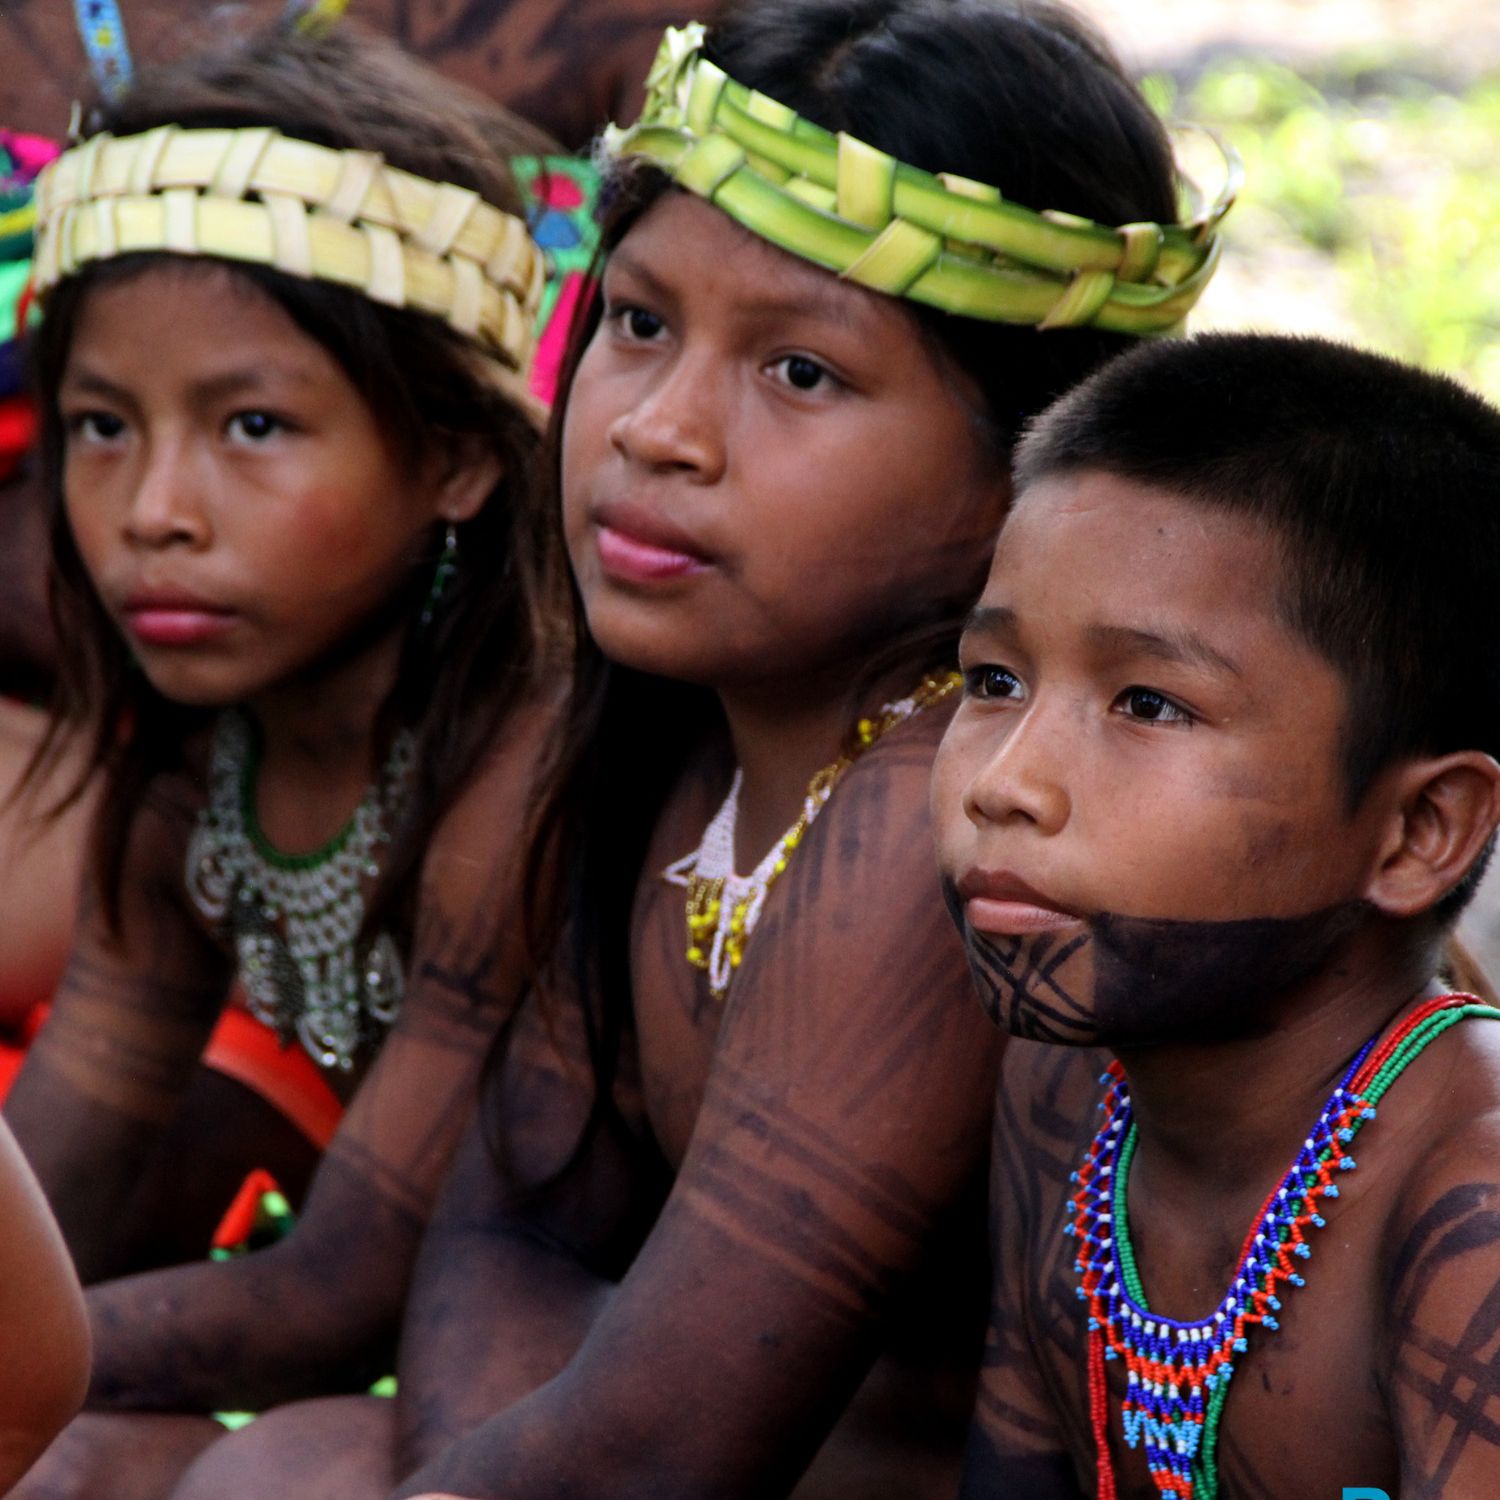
top-left (1150, 57), bottom-right (1500, 399)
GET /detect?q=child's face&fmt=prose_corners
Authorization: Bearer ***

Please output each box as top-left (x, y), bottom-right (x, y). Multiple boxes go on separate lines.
top-left (560, 192), bottom-right (1008, 689)
top-left (59, 262), bottom-right (463, 708)
top-left (932, 468), bottom-right (1394, 1046)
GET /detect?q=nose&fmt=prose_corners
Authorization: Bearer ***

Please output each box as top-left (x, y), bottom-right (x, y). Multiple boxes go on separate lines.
top-left (607, 348), bottom-right (725, 482)
top-left (123, 437), bottom-right (210, 550)
top-left (961, 700), bottom-right (1072, 836)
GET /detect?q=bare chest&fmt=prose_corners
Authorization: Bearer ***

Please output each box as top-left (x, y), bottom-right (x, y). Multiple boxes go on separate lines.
top-left (1027, 1164), bottom-right (1397, 1500)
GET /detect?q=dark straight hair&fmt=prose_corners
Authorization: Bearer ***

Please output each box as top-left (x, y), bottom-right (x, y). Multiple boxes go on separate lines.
top-left (28, 24), bottom-right (568, 951)
top-left (502, 0), bottom-right (1183, 1198)
top-left (1014, 331), bottom-right (1500, 895)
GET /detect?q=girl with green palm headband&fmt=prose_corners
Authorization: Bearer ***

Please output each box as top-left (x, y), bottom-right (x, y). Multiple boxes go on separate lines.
top-left (13, 3), bottom-right (1234, 1497)
top-left (366, 5), bottom-right (1233, 1499)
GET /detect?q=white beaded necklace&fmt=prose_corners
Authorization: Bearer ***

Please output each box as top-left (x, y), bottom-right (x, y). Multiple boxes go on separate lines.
top-left (662, 673), bottom-right (960, 1000)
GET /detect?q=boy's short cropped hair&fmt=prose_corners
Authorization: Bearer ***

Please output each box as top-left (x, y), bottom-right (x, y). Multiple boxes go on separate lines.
top-left (1014, 334), bottom-right (1500, 831)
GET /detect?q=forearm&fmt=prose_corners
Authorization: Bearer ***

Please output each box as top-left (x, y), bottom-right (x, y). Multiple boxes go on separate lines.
top-left (393, 1367), bottom-right (740, 1500)
top-left (87, 1172), bottom-right (419, 1412)
top-left (8, 1071), bottom-right (194, 1285)
top-left (391, 1244), bottom-right (865, 1500)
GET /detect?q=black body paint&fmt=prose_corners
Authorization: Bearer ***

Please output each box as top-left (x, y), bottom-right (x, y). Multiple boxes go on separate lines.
top-left (942, 877), bottom-right (1367, 1045)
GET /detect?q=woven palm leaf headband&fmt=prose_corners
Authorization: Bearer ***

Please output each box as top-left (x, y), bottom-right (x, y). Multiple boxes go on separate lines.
top-left (603, 24), bottom-right (1240, 333)
top-left (31, 124), bottom-right (546, 388)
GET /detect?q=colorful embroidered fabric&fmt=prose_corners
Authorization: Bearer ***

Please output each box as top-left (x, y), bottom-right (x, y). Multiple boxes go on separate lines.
top-left (513, 155), bottom-right (599, 405)
top-left (0, 131), bottom-right (57, 480)
top-left (1070, 992), bottom-right (1500, 1500)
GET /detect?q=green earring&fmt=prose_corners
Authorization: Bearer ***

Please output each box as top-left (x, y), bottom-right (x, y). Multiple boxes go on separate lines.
top-left (419, 523), bottom-right (459, 630)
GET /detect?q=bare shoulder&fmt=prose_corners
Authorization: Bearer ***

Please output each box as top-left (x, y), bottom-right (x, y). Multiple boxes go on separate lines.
top-left (407, 694), bottom-right (557, 954)
top-left (1375, 1009), bottom-right (1500, 1498)
top-left (392, 692), bottom-right (560, 1033)
top-left (70, 738), bottom-right (224, 965)
top-left (421, 693), bottom-right (559, 880)
top-left (1380, 1006), bottom-right (1500, 1250)
top-left (719, 702), bottom-right (997, 1090)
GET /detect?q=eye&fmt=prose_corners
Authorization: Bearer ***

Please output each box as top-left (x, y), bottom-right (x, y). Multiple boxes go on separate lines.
top-left (1116, 687), bottom-right (1193, 725)
top-left (964, 664), bottom-right (1025, 703)
top-left (226, 410), bottom-right (286, 444)
top-left (65, 410), bottom-right (127, 444)
top-left (606, 302), bottom-right (665, 343)
top-left (769, 354), bottom-right (834, 393)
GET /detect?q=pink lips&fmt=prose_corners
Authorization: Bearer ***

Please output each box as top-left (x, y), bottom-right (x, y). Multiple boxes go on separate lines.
top-left (123, 591), bottom-right (238, 647)
top-left (591, 501), bottom-right (712, 585)
top-left (959, 871), bottom-right (1084, 937)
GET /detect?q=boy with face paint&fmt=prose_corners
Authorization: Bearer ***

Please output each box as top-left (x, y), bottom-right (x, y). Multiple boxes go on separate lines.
top-left (932, 331), bottom-right (1500, 1500)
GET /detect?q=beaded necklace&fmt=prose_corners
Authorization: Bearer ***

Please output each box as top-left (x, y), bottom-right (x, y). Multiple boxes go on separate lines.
top-left (1070, 992), bottom-right (1500, 1500)
top-left (185, 710), bottom-right (416, 1072)
top-left (662, 672), bottom-right (959, 1001)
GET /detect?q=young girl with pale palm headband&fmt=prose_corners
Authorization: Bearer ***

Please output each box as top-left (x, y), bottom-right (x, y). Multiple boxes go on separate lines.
top-left (2, 22), bottom-right (571, 1491)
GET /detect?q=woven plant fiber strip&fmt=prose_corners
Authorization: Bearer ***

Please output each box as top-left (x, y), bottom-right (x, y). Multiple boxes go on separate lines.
top-left (33, 125), bottom-right (544, 375)
top-left (605, 24), bottom-right (1238, 334)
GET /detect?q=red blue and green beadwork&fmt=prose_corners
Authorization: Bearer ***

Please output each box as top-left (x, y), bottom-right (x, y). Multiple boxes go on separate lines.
top-left (1069, 993), bottom-right (1500, 1500)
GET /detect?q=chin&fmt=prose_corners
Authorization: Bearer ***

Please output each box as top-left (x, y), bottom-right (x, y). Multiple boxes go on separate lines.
top-left (580, 602), bottom-right (726, 685)
top-left (131, 661), bottom-right (259, 710)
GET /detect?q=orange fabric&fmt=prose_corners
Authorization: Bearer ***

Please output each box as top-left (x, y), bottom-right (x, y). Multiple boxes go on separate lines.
top-left (201, 1003), bottom-right (344, 1151)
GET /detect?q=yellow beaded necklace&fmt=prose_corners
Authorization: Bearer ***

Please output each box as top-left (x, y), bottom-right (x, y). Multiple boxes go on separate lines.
top-left (662, 672), bottom-right (960, 1000)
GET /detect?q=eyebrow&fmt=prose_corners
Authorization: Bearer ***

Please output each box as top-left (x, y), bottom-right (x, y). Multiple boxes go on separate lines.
top-left (962, 607), bottom-right (1243, 678)
top-left (60, 364), bottom-right (315, 404)
top-left (1085, 623), bottom-right (1244, 678)
top-left (608, 245), bottom-right (868, 333)
top-left (962, 604), bottom-right (1016, 636)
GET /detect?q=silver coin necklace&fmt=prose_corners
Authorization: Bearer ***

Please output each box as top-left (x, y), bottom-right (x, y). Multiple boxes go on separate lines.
top-left (185, 709), bottom-right (416, 1071)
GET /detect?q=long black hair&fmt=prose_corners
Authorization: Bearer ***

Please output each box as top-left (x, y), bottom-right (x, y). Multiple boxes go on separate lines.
top-left (28, 24), bottom-right (567, 952)
top-left (506, 0), bottom-right (1181, 1196)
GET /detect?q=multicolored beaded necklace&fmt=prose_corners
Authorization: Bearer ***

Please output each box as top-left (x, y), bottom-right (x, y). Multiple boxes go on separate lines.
top-left (1069, 992), bottom-right (1500, 1500)
top-left (663, 672), bottom-right (960, 1000)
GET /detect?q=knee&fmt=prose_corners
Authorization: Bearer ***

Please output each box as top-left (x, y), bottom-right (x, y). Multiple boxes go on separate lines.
top-left (9, 1412), bottom-right (222, 1500)
top-left (170, 1396), bottom-right (396, 1500)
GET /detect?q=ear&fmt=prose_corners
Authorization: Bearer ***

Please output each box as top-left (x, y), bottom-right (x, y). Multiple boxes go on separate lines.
top-left (1364, 751), bottom-right (1500, 918)
top-left (431, 433), bottom-right (505, 526)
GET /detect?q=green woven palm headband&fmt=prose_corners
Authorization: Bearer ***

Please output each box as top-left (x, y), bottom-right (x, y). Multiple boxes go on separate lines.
top-left (603, 23), bottom-right (1240, 333)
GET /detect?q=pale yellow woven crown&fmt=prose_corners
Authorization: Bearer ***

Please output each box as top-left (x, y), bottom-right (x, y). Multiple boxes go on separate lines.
top-left (604, 24), bottom-right (1240, 334)
top-left (32, 124), bottom-right (547, 384)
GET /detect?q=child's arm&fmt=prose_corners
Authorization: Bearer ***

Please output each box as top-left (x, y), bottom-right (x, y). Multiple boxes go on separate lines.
top-left (392, 1002), bottom-right (658, 1446)
top-left (960, 1042), bottom-right (1090, 1499)
top-left (0, 1116), bottom-right (90, 1490)
top-left (1385, 1133), bottom-right (1500, 1498)
top-left (76, 716), bottom-right (550, 1414)
top-left (390, 727), bottom-right (1005, 1499)
top-left (3, 776), bottom-right (233, 1283)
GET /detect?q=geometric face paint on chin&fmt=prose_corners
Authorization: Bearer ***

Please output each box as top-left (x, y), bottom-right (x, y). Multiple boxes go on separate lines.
top-left (941, 879), bottom-right (1369, 1046)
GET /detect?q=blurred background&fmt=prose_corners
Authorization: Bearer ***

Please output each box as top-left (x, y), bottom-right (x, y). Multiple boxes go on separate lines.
top-left (1090, 0), bottom-right (1500, 401)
